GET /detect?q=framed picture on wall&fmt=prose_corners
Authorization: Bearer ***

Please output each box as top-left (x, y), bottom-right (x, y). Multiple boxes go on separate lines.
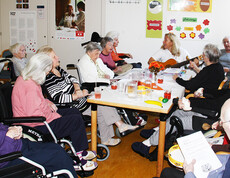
top-left (55, 0), bottom-right (85, 40)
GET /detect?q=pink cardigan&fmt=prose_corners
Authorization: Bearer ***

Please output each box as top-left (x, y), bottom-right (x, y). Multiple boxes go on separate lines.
top-left (11, 76), bottom-right (61, 127)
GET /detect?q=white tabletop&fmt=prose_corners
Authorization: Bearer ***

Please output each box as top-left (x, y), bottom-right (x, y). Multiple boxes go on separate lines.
top-left (88, 68), bottom-right (194, 114)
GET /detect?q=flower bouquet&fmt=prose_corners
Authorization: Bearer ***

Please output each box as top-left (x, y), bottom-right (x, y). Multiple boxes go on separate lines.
top-left (148, 61), bottom-right (165, 81)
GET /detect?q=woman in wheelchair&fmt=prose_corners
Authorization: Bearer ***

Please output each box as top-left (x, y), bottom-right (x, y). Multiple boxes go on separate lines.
top-left (11, 53), bottom-right (97, 171)
top-left (0, 123), bottom-right (78, 177)
top-left (36, 45), bottom-right (138, 146)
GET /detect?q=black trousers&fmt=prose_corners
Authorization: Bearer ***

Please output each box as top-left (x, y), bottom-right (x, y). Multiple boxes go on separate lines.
top-left (36, 108), bottom-right (88, 152)
top-left (160, 167), bottom-right (185, 178)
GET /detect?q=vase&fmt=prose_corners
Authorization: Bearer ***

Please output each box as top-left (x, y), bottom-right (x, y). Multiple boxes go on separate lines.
top-left (154, 72), bottom-right (158, 82)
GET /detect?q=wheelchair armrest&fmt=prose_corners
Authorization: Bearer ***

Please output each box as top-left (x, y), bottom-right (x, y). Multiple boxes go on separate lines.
top-left (192, 107), bottom-right (219, 118)
top-left (0, 152), bottom-right (22, 163)
top-left (3, 116), bottom-right (46, 125)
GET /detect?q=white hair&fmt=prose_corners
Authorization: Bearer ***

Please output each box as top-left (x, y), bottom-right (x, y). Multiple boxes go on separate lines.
top-left (9, 43), bottom-right (25, 54)
top-left (105, 31), bottom-right (119, 40)
top-left (21, 53), bottom-right (52, 85)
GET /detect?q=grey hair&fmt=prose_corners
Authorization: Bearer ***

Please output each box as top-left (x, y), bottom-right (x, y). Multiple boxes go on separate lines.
top-left (223, 36), bottom-right (230, 43)
top-left (105, 31), bottom-right (119, 40)
top-left (100, 37), bottom-right (113, 49)
top-left (9, 43), bottom-right (25, 54)
top-left (85, 42), bottom-right (102, 53)
top-left (21, 53), bottom-right (52, 85)
top-left (203, 44), bottom-right (220, 63)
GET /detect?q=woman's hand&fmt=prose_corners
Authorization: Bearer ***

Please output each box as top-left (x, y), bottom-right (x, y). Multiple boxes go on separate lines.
top-left (173, 74), bottom-right (179, 80)
top-left (48, 102), bottom-right (58, 112)
top-left (113, 66), bottom-right (122, 73)
top-left (6, 126), bottom-right (23, 139)
top-left (194, 88), bottom-right (204, 98)
top-left (178, 98), bottom-right (192, 111)
top-left (189, 61), bottom-right (200, 73)
top-left (73, 83), bottom-right (81, 92)
top-left (224, 67), bottom-right (230, 73)
top-left (104, 74), bottom-right (110, 79)
top-left (183, 159), bottom-right (196, 174)
top-left (72, 89), bottom-right (89, 100)
top-left (126, 53), bottom-right (133, 59)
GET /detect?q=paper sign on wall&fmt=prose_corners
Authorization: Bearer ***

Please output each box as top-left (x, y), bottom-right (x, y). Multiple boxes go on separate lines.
top-left (168, 0), bottom-right (212, 13)
top-left (146, 0), bottom-right (163, 38)
top-left (166, 14), bottom-right (211, 40)
top-left (9, 11), bottom-right (37, 53)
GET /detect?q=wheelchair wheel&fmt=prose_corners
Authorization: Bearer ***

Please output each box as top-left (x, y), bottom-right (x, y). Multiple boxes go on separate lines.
top-left (115, 127), bottom-right (121, 138)
top-left (97, 144), bottom-right (109, 161)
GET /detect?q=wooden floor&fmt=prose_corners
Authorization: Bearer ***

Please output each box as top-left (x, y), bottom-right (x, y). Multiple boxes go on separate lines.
top-left (88, 112), bottom-right (171, 178)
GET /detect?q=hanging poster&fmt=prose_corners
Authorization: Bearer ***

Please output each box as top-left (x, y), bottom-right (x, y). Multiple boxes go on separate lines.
top-left (168, 0), bottom-right (212, 13)
top-left (55, 0), bottom-right (85, 40)
top-left (166, 14), bottom-right (211, 40)
top-left (9, 11), bottom-right (37, 53)
top-left (146, 0), bottom-right (163, 38)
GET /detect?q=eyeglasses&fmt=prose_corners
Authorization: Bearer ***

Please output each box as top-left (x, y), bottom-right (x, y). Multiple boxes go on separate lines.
top-left (218, 118), bottom-right (230, 127)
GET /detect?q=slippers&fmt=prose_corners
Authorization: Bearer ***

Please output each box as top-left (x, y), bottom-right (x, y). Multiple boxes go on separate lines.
top-left (101, 138), bottom-right (121, 147)
top-left (81, 150), bottom-right (97, 160)
top-left (131, 142), bottom-right (150, 159)
top-left (74, 159), bottom-right (98, 172)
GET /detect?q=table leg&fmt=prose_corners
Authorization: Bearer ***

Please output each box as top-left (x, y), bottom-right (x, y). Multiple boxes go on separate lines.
top-left (156, 120), bottom-right (166, 177)
top-left (91, 104), bottom-right (97, 161)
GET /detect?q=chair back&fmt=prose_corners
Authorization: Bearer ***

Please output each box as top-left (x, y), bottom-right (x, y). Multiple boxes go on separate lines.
top-left (1, 49), bottom-right (13, 58)
top-left (0, 82), bottom-right (13, 121)
top-left (66, 63), bottom-right (83, 85)
top-left (218, 76), bottom-right (228, 90)
top-left (0, 58), bottom-right (17, 83)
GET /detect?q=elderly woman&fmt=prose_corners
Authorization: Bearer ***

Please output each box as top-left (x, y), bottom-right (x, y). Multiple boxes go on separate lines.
top-left (106, 31), bottom-right (142, 68)
top-left (11, 53), bottom-right (97, 171)
top-left (38, 45), bottom-right (137, 146)
top-left (78, 42), bottom-right (114, 84)
top-left (9, 43), bottom-right (28, 77)
top-left (148, 33), bottom-right (191, 65)
top-left (159, 99), bottom-right (230, 178)
top-left (99, 37), bottom-right (124, 74)
top-left (173, 44), bottom-right (225, 92)
top-left (0, 123), bottom-right (77, 177)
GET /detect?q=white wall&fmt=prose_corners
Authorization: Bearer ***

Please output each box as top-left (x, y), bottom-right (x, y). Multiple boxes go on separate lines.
top-left (1, 0), bottom-right (230, 71)
top-left (104, 0), bottom-right (230, 69)
top-left (47, 0), bottom-right (103, 75)
top-left (0, 0), bottom-right (48, 58)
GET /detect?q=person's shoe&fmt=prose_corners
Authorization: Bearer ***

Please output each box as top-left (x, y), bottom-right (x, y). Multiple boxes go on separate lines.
top-left (81, 150), bottom-right (97, 160)
top-left (140, 128), bottom-right (155, 139)
top-left (118, 123), bottom-right (139, 137)
top-left (74, 159), bottom-right (98, 171)
top-left (101, 138), bottom-right (121, 147)
top-left (131, 142), bottom-right (150, 158)
top-left (136, 117), bottom-right (147, 126)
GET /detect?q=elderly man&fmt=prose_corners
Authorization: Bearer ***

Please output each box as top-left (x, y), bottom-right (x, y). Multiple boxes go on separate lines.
top-left (219, 36), bottom-right (230, 87)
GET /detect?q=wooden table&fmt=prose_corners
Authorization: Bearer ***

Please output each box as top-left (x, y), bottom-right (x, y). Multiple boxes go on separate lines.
top-left (87, 69), bottom-right (192, 176)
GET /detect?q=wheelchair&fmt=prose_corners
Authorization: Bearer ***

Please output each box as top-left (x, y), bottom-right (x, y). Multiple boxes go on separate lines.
top-left (0, 151), bottom-right (74, 178)
top-left (0, 82), bottom-right (94, 177)
top-left (41, 83), bottom-right (110, 162)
